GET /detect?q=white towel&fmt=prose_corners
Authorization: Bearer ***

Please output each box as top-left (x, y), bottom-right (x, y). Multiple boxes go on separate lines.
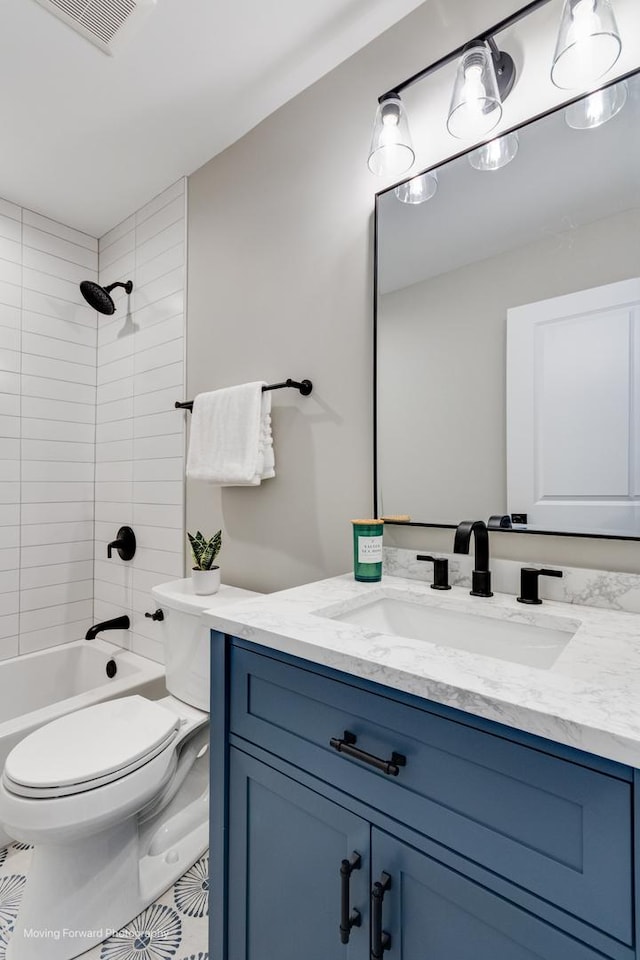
top-left (186, 382), bottom-right (275, 485)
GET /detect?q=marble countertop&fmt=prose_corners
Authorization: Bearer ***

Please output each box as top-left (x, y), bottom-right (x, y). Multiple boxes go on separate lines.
top-left (203, 573), bottom-right (640, 767)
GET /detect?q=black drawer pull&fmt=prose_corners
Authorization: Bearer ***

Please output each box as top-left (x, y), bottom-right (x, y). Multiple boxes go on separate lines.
top-left (371, 872), bottom-right (392, 959)
top-left (329, 731), bottom-right (406, 777)
top-left (339, 851), bottom-right (361, 944)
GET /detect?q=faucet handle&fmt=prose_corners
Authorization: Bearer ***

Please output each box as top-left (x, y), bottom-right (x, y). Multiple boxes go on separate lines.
top-left (517, 567), bottom-right (563, 605)
top-left (107, 526), bottom-right (136, 561)
top-left (416, 555), bottom-right (451, 591)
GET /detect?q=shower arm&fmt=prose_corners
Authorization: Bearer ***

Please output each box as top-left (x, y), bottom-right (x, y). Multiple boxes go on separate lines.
top-left (104, 281), bottom-right (133, 295)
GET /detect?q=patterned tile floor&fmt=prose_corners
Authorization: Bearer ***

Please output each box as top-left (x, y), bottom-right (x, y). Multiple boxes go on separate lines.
top-left (0, 841), bottom-right (208, 960)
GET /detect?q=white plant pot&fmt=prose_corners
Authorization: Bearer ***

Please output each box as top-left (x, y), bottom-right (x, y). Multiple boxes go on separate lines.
top-left (191, 566), bottom-right (221, 596)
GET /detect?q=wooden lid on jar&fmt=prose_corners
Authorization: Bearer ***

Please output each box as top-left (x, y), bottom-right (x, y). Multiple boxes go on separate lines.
top-left (351, 519), bottom-right (384, 525)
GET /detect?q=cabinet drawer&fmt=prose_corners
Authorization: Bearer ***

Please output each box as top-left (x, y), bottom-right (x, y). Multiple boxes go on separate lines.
top-left (230, 645), bottom-right (633, 945)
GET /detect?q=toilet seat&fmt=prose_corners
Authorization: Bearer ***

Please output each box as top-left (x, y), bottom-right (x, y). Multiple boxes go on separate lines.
top-left (3, 696), bottom-right (180, 799)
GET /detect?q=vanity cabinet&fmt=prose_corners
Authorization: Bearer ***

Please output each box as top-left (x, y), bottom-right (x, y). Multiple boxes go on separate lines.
top-left (226, 749), bottom-right (609, 960)
top-left (211, 635), bottom-right (638, 960)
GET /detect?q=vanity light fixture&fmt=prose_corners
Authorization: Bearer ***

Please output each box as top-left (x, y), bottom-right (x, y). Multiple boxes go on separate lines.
top-left (468, 131), bottom-right (519, 171)
top-left (365, 1), bottom-right (539, 179)
top-left (551, 0), bottom-right (622, 89)
top-left (367, 92), bottom-right (415, 177)
top-left (366, 0), bottom-right (626, 178)
top-left (447, 39), bottom-right (516, 140)
top-left (564, 78), bottom-right (627, 127)
top-left (395, 170), bottom-right (438, 203)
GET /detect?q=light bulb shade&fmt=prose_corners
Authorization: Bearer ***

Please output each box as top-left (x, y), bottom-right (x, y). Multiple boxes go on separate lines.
top-left (447, 42), bottom-right (503, 140)
top-left (368, 94), bottom-right (415, 177)
top-left (564, 79), bottom-right (627, 128)
top-left (551, 0), bottom-right (622, 90)
top-left (395, 171), bottom-right (438, 204)
top-left (468, 131), bottom-right (519, 171)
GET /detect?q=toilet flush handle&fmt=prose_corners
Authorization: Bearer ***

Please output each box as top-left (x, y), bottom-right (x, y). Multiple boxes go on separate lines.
top-left (145, 609), bottom-right (164, 621)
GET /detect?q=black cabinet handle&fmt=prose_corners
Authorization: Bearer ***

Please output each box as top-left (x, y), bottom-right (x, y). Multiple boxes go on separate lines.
top-left (329, 731), bottom-right (407, 777)
top-left (339, 851), bottom-right (361, 944)
top-left (371, 872), bottom-right (392, 959)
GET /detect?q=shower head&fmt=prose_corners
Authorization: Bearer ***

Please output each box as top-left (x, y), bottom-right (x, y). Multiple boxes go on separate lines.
top-left (80, 279), bottom-right (133, 315)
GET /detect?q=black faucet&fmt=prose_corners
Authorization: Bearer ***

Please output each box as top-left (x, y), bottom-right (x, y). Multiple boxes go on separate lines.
top-left (85, 615), bottom-right (130, 640)
top-left (453, 520), bottom-right (493, 598)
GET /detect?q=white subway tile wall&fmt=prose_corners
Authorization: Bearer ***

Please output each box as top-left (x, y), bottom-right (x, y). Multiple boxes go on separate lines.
top-left (0, 180), bottom-right (186, 665)
top-left (95, 179), bottom-right (186, 662)
top-left (0, 198), bottom-right (98, 659)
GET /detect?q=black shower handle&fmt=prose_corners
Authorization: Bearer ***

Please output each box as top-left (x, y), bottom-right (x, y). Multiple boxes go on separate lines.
top-left (107, 526), bottom-right (136, 561)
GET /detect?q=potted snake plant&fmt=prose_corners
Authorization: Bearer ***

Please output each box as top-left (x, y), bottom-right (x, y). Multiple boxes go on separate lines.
top-left (188, 529), bottom-right (222, 595)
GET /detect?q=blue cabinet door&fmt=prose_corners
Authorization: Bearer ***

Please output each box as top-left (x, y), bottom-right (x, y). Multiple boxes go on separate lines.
top-left (371, 829), bottom-right (607, 960)
top-left (228, 748), bottom-right (370, 960)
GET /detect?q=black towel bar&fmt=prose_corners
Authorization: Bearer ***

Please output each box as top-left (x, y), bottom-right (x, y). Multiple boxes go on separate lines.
top-left (175, 378), bottom-right (312, 411)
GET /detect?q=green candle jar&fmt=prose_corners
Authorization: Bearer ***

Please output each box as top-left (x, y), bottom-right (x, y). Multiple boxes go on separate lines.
top-left (352, 519), bottom-right (384, 582)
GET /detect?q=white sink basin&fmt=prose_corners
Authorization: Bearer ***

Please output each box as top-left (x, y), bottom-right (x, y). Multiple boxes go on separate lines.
top-left (321, 592), bottom-right (580, 669)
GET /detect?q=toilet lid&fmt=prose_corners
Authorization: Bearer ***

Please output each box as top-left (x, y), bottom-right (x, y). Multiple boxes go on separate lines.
top-left (5, 696), bottom-right (180, 791)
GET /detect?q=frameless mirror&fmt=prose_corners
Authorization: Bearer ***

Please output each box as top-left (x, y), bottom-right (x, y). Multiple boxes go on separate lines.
top-left (376, 71), bottom-right (640, 539)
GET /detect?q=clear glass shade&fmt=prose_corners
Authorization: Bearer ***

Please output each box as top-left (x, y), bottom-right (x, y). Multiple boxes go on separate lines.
top-left (368, 95), bottom-right (415, 177)
top-left (394, 171), bottom-right (438, 204)
top-left (551, 0), bottom-right (622, 89)
top-left (468, 131), bottom-right (519, 171)
top-left (564, 79), bottom-right (627, 128)
top-left (447, 43), bottom-right (503, 140)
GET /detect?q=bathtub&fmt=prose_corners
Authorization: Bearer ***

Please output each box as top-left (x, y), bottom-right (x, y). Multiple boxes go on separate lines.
top-left (0, 637), bottom-right (166, 847)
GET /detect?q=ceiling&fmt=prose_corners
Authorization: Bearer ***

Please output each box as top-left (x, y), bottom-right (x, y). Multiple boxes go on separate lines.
top-left (0, 0), bottom-right (427, 237)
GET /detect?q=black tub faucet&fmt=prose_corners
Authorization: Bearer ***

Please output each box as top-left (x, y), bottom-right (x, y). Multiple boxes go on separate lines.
top-left (85, 616), bottom-right (130, 640)
top-left (453, 520), bottom-right (493, 598)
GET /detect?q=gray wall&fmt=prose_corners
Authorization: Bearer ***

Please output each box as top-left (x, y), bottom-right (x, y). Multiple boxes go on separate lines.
top-left (187, 0), bottom-right (640, 592)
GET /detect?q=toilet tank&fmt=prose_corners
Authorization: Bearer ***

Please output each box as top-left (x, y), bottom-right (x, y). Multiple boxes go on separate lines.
top-left (150, 580), bottom-right (260, 711)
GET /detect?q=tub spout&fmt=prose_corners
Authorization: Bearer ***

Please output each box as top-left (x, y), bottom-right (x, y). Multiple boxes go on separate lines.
top-left (85, 616), bottom-right (130, 640)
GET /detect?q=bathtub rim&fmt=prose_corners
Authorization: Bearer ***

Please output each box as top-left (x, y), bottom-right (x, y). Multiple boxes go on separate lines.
top-left (0, 638), bottom-right (166, 741)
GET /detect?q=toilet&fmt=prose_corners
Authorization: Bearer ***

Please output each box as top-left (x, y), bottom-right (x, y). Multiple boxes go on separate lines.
top-left (0, 580), bottom-right (258, 960)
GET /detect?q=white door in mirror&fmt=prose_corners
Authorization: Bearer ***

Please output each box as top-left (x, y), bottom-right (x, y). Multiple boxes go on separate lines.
top-left (507, 277), bottom-right (640, 535)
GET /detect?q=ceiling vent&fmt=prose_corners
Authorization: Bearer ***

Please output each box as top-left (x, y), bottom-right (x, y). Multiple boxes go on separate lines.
top-left (32, 0), bottom-right (156, 55)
